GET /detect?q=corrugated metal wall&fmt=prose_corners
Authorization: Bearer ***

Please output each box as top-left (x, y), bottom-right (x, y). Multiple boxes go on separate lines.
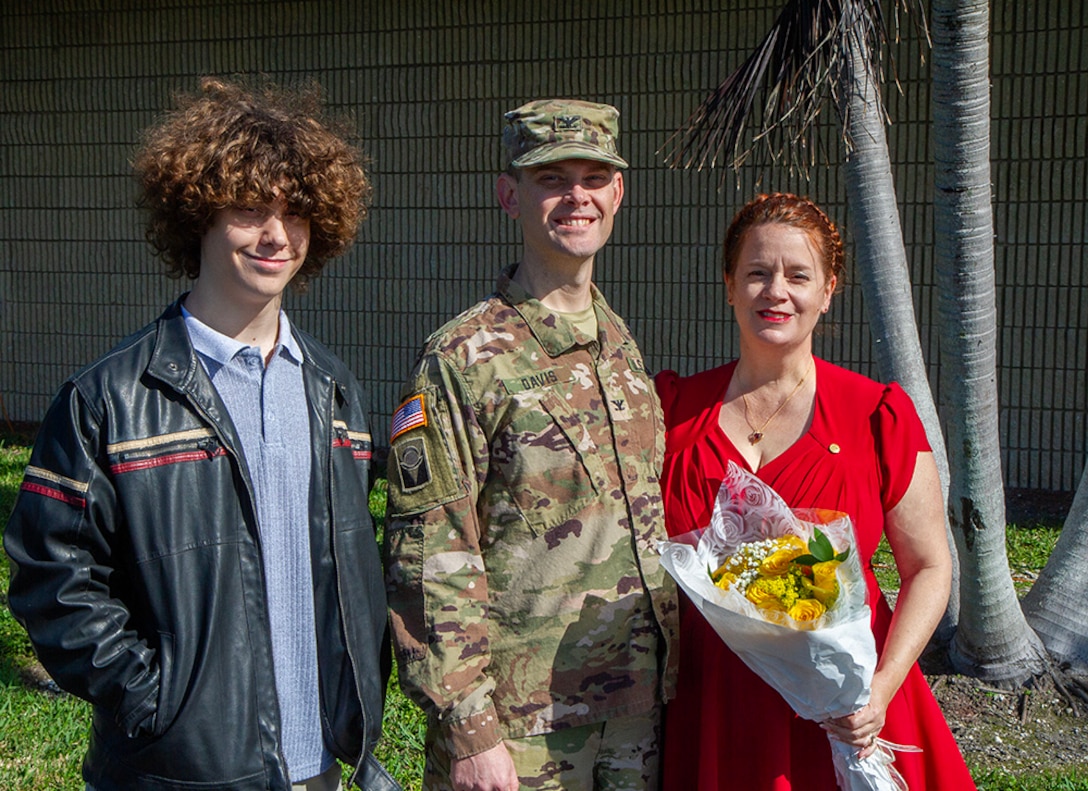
top-left (1, 0), bottom-right (1084, 492)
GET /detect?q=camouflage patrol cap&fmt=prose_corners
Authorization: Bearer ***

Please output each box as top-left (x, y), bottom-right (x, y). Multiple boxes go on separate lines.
top-left (502, 99), bottom-right (629, 170)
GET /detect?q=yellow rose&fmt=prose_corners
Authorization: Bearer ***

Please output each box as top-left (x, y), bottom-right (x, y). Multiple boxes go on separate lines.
top-left (812, 560), bottom-right (840, 587)
top-left (761, 548), bottom-right (805, 578)
top-left (788, 598), bottom-right (827, 622)
top-left (713, 571), bottom-right (738, 590)
top-left (746, 579), bottom-right (787, 610)
top-left (780, 534), bottom-right (808, 552)
top-left (804, 560), bottom-right (841, 606)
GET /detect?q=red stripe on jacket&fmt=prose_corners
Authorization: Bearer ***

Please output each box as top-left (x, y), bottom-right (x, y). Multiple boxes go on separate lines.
top-left (111, 447), bottom-right (226, 475)
top-left (21, 481), bottom-right (87, 509)
top-left (333, 437), bottom-right (372, 460)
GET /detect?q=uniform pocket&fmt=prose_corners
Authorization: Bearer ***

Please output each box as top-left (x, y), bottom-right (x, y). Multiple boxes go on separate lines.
top-left (488, 389), bottom-right (609, 532)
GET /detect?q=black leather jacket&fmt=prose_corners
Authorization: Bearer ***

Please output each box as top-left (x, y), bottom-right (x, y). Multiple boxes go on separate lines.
top-left (4, 299), bottom-right (397, 791)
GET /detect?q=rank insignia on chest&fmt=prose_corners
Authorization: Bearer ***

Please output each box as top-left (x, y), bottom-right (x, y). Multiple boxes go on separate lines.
top-left (610, 397), bottom-right (630, 417)
top-left (391, 394), bottom-right (427, 441)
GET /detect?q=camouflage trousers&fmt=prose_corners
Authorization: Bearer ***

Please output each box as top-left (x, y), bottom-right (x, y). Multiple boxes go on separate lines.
top-left (424, 707), bottom-right (662, 791)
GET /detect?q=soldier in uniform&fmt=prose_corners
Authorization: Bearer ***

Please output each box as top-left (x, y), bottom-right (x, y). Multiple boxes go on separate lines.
top-left (383, 99), bottom-right (679, 791)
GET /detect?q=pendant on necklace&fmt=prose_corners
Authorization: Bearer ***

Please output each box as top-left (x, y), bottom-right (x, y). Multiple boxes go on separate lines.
top-left (748, 431), bottom-right (764, 444)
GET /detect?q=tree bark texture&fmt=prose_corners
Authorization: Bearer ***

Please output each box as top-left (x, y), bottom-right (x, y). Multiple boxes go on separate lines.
top-left (1023, 459), bottom-right (1088, 674)
top-left (931, 0), bottom-right (1045, 683)
top-left (839, 20), bottom-right (961, 637)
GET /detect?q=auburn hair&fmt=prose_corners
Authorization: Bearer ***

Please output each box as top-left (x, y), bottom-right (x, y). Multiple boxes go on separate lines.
top-left (723, 193), bottom-right (845, 291)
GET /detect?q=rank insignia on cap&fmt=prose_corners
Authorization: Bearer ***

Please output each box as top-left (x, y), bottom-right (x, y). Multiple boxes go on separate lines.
top-left (554, 114), bottom-right (583, 132)
top-left (391, 394), bottom-right (427, 441)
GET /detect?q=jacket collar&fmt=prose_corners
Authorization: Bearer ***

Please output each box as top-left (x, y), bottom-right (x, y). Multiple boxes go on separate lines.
top-left (147, 297), bottom-right (208, 394)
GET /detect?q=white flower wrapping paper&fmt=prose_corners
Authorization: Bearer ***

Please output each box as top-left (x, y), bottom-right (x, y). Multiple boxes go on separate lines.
top-left (658, 462), bottom-right (917, 791)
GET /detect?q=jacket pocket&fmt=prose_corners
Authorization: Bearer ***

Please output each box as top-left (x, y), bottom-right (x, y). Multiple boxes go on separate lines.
top-left (356, 752), bottom-right (402, 791)
top-left (333, 420), bottom-right (373, 462)
top-left (151, 631), bottom-right (178, 736)
top-left (107, 429), bottom-right (246, 562)
top-left (107, 427), bottom-right (225, 476)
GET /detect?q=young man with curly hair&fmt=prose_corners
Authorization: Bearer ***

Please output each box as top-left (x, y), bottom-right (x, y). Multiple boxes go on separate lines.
top-left (4, 78), bottom-right (397, 791)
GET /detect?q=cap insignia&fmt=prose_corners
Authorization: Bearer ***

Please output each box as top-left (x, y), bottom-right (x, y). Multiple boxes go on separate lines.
top-left (554, 115), bottom-right (583, 132)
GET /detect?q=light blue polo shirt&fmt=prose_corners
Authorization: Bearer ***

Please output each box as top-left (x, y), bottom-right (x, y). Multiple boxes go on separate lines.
top-left (183, 306), bottom-right (332, 783)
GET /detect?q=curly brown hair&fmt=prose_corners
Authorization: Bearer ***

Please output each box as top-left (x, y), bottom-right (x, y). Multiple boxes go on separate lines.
top-left (722, 193), bottom-right (845, 292)
top-left (132, 77), bottom-right (371, 289)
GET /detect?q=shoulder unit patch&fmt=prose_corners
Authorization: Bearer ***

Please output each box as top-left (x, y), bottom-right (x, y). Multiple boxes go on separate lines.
top-left (394, 436), bottom-right (431, 491)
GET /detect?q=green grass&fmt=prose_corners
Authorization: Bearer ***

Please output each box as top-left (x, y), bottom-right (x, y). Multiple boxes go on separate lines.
top-left (1007, 524), bottom-right (1063, 595)
top-left (0, 436), bottom-right (1084, 790)
top-left (0, 683), bottom-right (89, 789)
top-left (370, 662), bottom-right (426, 791)
top-left (975, 768), bottom-right (1088, 790)
top-left (871, 535), bottom-right (901, 592)
top-left (872, 524), bottom-right (1063, 598)
top-left (0, 443), bottom-right (35, 671)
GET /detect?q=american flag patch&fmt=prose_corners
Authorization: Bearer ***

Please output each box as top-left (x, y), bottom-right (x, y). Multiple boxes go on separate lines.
top-left (391, 394), bottom-right (427, 441)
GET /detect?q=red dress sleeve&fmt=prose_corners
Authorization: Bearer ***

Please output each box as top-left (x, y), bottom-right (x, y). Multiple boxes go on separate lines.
top-left (654, 369), bottom-right (682, 427)
top-left (873, 382), bottom-right (932, 512)
top-left (654, 364), bottom-right (736, 535)
top-left (654, 364), bottom-right (735, 456)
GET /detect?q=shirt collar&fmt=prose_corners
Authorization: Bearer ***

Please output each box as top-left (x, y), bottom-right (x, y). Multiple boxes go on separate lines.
top-left (182, 304), bottom-right (303, 367)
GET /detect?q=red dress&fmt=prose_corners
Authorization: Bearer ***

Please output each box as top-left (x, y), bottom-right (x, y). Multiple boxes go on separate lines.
top-left (657, 359), bottom-right (976, 791)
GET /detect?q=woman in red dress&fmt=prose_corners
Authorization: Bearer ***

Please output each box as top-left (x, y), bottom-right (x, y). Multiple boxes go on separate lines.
top-left (658, 193), bottom-right (976, 790)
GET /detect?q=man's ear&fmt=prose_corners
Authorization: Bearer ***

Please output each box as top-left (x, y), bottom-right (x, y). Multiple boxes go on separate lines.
top-left (611, 171), bottom-right (624, 214)
top-left (496, 173), bottom-right (519, 219)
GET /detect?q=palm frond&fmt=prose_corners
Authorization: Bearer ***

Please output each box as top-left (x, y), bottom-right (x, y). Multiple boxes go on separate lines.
top-left (659, 0), bottom-right (922, 175)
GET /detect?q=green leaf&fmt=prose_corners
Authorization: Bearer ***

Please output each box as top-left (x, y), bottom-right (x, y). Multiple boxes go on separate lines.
top-left (807, 528), bottom-right (836, 562)
top-left (793, 554), bottom-right (820, 566)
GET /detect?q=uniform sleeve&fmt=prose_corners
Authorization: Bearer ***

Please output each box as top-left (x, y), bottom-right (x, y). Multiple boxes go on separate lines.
top-left (383, 353), bottom-right (501, 759)
top-left (3, 383), bottom-right (161, 736)
top-left (873, 382), bottom-right (932, 512)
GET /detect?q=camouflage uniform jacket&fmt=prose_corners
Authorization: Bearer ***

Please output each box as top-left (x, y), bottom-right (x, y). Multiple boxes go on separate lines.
top-left (384, 266), bottom-right (679, 760)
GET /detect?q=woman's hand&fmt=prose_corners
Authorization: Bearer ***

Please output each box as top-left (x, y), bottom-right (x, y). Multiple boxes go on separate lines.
top-left (821, 680), bottom-right (893, 759)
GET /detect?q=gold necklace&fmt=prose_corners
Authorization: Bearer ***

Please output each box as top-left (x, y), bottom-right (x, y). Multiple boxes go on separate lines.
top-left (740, 359), bottom-right (814, 445)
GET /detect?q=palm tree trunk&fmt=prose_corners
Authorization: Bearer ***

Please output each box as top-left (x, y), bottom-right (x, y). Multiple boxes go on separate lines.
top-left (839, 19), bottom-right (960, 638)
top-left (931, 0), bottom-right (1045, 683)
top-left (1022, 459), bottom-right (1088, 674)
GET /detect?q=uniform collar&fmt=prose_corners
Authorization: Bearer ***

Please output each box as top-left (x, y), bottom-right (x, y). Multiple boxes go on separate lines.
top-left (496, 264), bottom-right (621, 358)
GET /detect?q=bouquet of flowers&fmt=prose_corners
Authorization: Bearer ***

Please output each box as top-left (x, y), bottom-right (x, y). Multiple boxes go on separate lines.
top-left (658, 462), bottom-right (917, 791)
